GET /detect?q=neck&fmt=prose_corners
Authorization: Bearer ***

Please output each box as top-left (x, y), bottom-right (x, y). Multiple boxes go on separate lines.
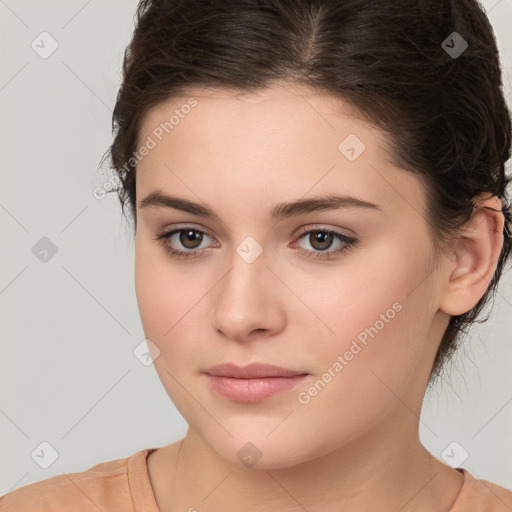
top-left (149, 415), bottom-right (463, 512)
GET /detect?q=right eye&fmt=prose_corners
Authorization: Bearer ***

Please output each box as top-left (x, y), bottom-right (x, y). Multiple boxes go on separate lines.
top-left (155, 227), bottom-right (217, 259)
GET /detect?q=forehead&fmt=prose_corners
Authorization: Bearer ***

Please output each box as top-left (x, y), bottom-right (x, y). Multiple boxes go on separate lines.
top-left (138, 82), bottom-right (383, 149)
top-left (135, 83), bottom-right (428, 221)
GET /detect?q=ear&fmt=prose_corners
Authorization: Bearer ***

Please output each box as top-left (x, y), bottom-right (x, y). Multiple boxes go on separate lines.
top-left (439, 194), bottom-right (505, 316)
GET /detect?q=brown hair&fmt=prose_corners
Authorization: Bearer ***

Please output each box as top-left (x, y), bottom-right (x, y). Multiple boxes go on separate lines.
top-left (101, 0), bottom-right (512, 385)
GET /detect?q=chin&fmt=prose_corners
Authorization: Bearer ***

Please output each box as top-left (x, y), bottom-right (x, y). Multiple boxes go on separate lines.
top-left (202, 429), bottom-right (329, 471)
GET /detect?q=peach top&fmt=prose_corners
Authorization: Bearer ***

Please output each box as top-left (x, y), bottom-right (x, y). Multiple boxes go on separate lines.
top-left (1, 448), bottom-right (511, 511)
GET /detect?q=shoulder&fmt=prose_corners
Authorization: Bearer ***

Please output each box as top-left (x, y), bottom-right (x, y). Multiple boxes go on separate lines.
top-left (451, 468), bottom-right (512, 511)
top-left (0, 449), bottom-right (156, 512)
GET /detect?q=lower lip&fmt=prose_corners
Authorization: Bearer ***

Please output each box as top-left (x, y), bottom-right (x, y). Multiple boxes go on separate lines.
top-left (206, 374), bottom-right (309, 402)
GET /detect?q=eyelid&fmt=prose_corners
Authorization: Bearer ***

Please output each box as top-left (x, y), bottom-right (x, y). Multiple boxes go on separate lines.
top-left (293, 223), bottom-right (354, 238)
top-left (156, 223), bottom-right (217, 242)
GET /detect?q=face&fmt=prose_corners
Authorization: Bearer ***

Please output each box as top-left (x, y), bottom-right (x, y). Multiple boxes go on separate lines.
top-left (134, 82), bottom-right (449, 469)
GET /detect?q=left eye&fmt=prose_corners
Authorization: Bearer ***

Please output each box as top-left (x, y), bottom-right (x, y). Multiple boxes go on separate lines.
top-left (155, 227), bottom-right (357, 260)
top-left (291, 228), bottom-right (357, 260)
top-left (294, 229), bottom-right (351, 252)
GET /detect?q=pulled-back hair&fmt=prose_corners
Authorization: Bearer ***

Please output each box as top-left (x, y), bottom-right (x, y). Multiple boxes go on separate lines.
top-left (101, 0), bottom-right (512, 385)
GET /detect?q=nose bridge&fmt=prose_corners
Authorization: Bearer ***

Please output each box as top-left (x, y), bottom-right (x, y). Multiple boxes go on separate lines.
top-left (219, 238), bottom-right (268, 304)
top-left (211, 237), bottom-right (282, 339)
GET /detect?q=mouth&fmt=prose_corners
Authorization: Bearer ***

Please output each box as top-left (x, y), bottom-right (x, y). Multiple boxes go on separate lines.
top-left (204, 362), bottom-right (310, 403)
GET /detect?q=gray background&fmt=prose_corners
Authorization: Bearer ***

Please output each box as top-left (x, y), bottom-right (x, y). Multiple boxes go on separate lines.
top-left (1, 0), bottom-right (511, 494)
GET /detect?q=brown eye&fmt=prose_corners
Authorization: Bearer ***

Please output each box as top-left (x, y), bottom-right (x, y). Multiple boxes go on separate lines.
top-left (179, 229), bottom-right (204, 249)
top-left (155, 227), bottom-right (215, 260)
top-left (292, 227), bottom-right (357, 260)
top-left (307, 231), bottom-right (335, 251)
top-left (155, 225), bottom-right (357, 262)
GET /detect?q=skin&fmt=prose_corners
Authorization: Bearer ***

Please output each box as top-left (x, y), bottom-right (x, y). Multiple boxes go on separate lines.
top-left (133, 82), bottom-right (504, 512)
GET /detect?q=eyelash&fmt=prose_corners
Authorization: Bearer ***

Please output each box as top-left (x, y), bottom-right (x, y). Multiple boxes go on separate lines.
top-left (154, 226), bottom-right (358, 261)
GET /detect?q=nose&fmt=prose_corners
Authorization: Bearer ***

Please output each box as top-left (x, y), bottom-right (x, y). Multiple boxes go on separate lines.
top-left (211, 249), bottom-right (286, 343)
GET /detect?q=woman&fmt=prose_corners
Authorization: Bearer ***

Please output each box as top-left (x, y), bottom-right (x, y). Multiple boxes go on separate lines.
top-left (2, 0), bottom-right (512, 510)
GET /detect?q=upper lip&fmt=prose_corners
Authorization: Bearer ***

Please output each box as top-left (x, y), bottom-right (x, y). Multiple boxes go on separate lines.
top-left (204, 362), bottom-right (307, 378)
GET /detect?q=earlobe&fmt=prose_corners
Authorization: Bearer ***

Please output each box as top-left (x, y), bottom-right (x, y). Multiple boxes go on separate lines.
top-left (439, 194), bottom-right (504, 316)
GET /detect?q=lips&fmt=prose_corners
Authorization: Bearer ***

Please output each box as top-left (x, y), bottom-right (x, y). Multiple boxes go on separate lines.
top-left (204, 362), bottom-right (307, 378)
top-left (204, 362), bottom-right (309, 402)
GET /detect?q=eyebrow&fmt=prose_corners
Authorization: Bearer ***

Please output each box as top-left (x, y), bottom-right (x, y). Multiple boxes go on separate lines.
top-left (139, 190), bottom-right (382, 222)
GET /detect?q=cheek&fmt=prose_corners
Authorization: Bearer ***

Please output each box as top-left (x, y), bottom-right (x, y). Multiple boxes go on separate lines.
top-left (135, 235), bottom-right (199, 320)
top-left (134, 241), bottom-right (198, 353)
top-left (134, 243), bottom-right (206, 414)
top-left (294, 250), bottom-right (419, 345)
top-left (300, 243), bottom-right (434, 390)
top-left (291, 292), bottom-right (429, 449)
